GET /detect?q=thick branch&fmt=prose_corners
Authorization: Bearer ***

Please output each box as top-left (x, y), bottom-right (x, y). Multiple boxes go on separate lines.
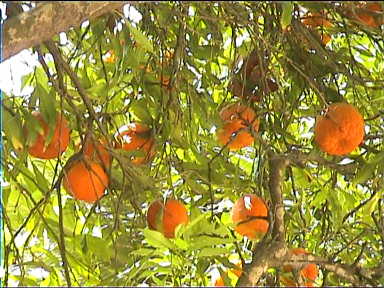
top-left (236, 154), bottom-right (289, 286)
top-left (269, 155), bottom-right (289, 241)
top-left (236, 240), bottom-right (288, 286)
top-left (3, 1), bottom-right (126, 61)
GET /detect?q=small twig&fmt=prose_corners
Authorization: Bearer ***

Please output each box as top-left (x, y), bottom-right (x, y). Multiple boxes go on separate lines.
top-left (44, 40), bottom-right (108, 138)
top-left (342, 189), bottom-right (380, 224)
top-left (56, 187), bottom-right (72, 287)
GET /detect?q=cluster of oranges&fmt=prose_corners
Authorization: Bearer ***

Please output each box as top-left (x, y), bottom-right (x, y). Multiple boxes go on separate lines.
top-left (283, 2), bottom-right (383, 50)
top-left (211, 195), bottom-right (318, 287)
top-left (146, 195), bottom-right (269, 240)
top-left (300, 11), bottom-right (333, 46)
top-left (145, 195), bottom-right (318, 287)
top-left (216, 100), bottom-right (365, 155)
top-left (346, 2), bottom-right (384, 28)
top-left (217, 103), bottom-right (260, 150)
top-left (280, 248), bottom-right (319, 287)
top-left (25, 112), bottom-right (156, 203)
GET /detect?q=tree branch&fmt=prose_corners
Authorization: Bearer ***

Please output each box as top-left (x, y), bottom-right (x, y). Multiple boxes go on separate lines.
top-left (236, 154), bottom-right (289, 286)
top-left (268, 154), bottom-right (289, 241)
top-left (236, 240), bottom-right (288, 286)
top-left (3, 1), bottom-right (127, 61)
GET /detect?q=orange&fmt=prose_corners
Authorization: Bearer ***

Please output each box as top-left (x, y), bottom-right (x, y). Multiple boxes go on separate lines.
top-left (214, 277), bottom-right (225, 287)
top-left (217, 119), bottom-right (256, 150)
top-left (27, 111), bottom-right (70, 159)
top-left (281, 248), bottom-right (318, 287)
top-left (314, 102), bottom-right (364, 155)
top-left (104, 50), bottom-right (116, 63)
top-left (219, 103), bottom-right (258, 127)
top-left (63, 159), bottom-right (109, 203)
top-left (356, 13), bottom-right (378, 27)
top-left (351, 2), bottom-right (383, 27)
top-left (231, 194), bottom-right (269, 240)
top-left (243, 51), bottom-right (259, 77)
top-left (228, 261), bottom-right (243, 278)
top-left (230, 79), bottom-right (262, 102)
top-left (213, 261), bottom-right (242, 286)
top-left (83, 138), bottom-right (111, 168)
top-left (147, 199), bottom-right (189, 238)
top-left (320, 33), bottom-right (331, 45)
top-left (301, 12), bottom-right (333, 28)
top-left (114, 123), bottom-right (156, 164)
top-left (160, 74), bottom-right (171, 87)
top-left (130, 138), bottom-right (156, 165)
top-left (217, 103), bottom-right (260, 150)
top-left (266, 78), bottom-right (279, 93)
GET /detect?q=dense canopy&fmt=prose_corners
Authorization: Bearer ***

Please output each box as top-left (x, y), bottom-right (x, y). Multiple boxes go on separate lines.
top-left (1, 1), bottom-right (384, 286)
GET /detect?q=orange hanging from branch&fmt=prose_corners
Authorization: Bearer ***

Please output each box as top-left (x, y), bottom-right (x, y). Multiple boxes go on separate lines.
top-left (231, 194), bottom-right (269, 240)
top-left (63, 159), bottom-right (109, 203)
top-left (27, 111), bottom-right (70, 159)
top-left (314, 103), bottom-right (364, 155)
top-left (147, 199), bottom-right (189, 238)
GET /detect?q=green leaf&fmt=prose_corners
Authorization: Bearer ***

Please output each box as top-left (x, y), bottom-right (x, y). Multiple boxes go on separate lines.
top-left (353, 163), bottom-right (377, 185)
top-left (24, 111), bottom-right (44, 147)
top-left (130, 99), bottom-right (153, 123)
top-left (85, 235), bottom-right (114, 260)
top-left (198, 247), bottom-right (229, 257)
top-left (126, 22), bottom-right (154, 53)
top-left (194, 45), bottom-right (220, 60)
top-left (131, 248), bottom-right (160, 257)
top-left (31, 162), bottom-right (50, 192)
top-left (361, 190), bottom-right (383, 224)
top-left (3, 108), bottom-right (24, 151)
top-left (281, 2), bottom-right (294, 29)
top-left (143, 229), bottom-right (178, 250)
top-left (36, 85), bottom-right (57, 147)
top-left (188, 235), bottom-right (234, 250)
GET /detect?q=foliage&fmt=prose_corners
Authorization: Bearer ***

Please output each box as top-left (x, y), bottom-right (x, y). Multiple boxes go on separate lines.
top-left (2, 1), bottom-right (384, 286)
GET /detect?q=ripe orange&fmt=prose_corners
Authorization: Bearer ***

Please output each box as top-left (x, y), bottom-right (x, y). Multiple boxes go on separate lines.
top-left (114, 123), bottom-right (156, 164)
top-left (147, 199), bottom-right (189, 238)
top-left (214, 277), bottom-right (225, 287)
top-left (320, 32), bottom-right (331, 45)
top-left (281, 248), bottom-right (318, 287)
top-left (231, 194), bottom-right (269, 240)
top-left (301, 12), bottom-right (333, 28)
top-left (217, 103), bottom-right (260, 150)
top-left (27, 111), bottom-right (70, 159)
top-left (63, 159), bottom-right (109, 203)
top-left (356, 12), bottom-right (378, 27)
top-left (83, 138), bottom-right (111, 168)
top-left (130, 138), bottom-right (156, 165)
top-left (217, 119), bottom-right (256, 150)
top-left (219, 103), bottom-right (258, 126)
top-left (104, 50), bottom-right (116, 63)
top-left (314, 102), bottom-right (364, 155)
top-left (350, 2), bottom-right (383, 27)
top-left (229, 262), bottom-right (243, 277)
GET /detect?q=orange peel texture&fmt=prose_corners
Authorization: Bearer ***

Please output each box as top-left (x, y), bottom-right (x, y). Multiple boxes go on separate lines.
top-left (314, 103), bottom-right (364, 155)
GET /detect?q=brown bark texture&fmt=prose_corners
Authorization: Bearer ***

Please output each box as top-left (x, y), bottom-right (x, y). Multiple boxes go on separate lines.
top-left (3, 1), bottom-right (126, 61)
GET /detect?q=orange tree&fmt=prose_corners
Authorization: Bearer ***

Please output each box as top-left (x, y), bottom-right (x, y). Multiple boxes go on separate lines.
top-left (1, 1), bottom-right (384, 286)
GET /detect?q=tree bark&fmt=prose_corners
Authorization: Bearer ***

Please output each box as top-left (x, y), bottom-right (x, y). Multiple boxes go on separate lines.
top-left (3, 1), bottom-right (127, 61)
